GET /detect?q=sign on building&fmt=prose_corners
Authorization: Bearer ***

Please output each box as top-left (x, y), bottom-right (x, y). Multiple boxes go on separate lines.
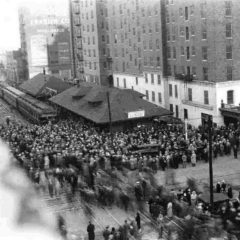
top-left (128, 110), bottom-right (145, 119)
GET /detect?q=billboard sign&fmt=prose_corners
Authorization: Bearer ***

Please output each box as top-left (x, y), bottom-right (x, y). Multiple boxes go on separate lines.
top-left (128, 110), bottom-right (145, 119)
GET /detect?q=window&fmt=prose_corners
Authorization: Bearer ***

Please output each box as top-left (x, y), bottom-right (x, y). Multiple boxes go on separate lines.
top-left (94, 62), bottom-right (97, 70)
top-left (166, 11), bottom-right (170, 23)
top-left (202, 46), bottom-right (208, 60)
top-left (145, 73), bottom-right (148, 83)
top-left (137, 32), bottom-right (141, 42)
top-left (186, 46), bottom-right (190, 60)
top-left (227, 90), bottom-right (234, 104)
top-left (184, 109), bottom-right (188, 119)
top-left (142, 25), bottom-right (146, 33)
top-left (149, 22), bottom-right (152, 33)
top-left (157, 57), bottom-right (161, 66)
top-left (226, 23), bottom-right (232, 38)
top-left (149, 39), bottom-right (153, 50)
top-left (186, 27), bottom-right (189, 40)
top-left (203, 67), bottom-right (208, 81)
top-left (190, 5), bottom-right (194, 15)
top-left (150, 57), bottom-right (153, 65)
top-left (102, 35), bottom-right (105, 42)
top-left (175, 85), bottom-right (178, 98)
top-left (167, 46), bottom-right (171, 58)
top-left (225, 1), bottom-right (232, 16)
top-left (143, 40), bottom-right (147, 50)
top-left (202, 25), bottom-right (207, 39)
top-left (158, 92), bottom-right (162, 103)
top-left (158, 75), bottom-right (161, 85)
top-left (192, 66), bottom-right (196, 75)
top-left (173, 47), bottom-right (176, 59)
top-left (180, 26), bottom-right (184, 36)
top-left (92, 36), bottom-right (95, 44)
top-left (138, 47), bottom-right (141, 57)
top-left (152, 91), bottom-right (155, 102)
top-left (136, 77), bottom-right (138, 85)
top-left (123, 78), bottom-right (126, 88)
top-left (175, 105), bottom-right (179, 118)
top-left (191, 25), bottom-right (195, 36)
top-left (156, 39), bottom-right (160, 49)
top-left (179, 8), bottom-right (183, 17)
top-left (200, 2), bottom-right (206, 18)
top-left (172, 25), bottom-right (176, 41)
top-left (146, 90), bottom-right (149, 100)
top-left (226, 45), bottom-right (232, 59)
top-left (88, 49), bottom-right (91, 57)
top-left (92, 24), bottom-right (94, 32)
top-left (170, 104), bottom-right (173, 113)
top-left (155, 22), bottom-right (159, 32)
top-left (227, 66), bottom-right (233, 80)
top-left (122, 62), bottom-right (125, 72)
top-left (168, 65), bottom-right (172, 75)
top-left (192, 46), bottom-right (196, 56)
top-left (117, 77), bottom-right (119, 87)
top-left (169, 84), bottom-right (173, 97)
top-left (181, 46), bottom-right (185, 55)
top-left (188, 88), bottom-right (192, 101)
top-left (185, 7), bottom-right (189, 20)
top-left (151, 74), bottom-right (154, 84)
top-left (204, 90), bottom-right (209, 105)
top-left (89, 62), bottom-right (92, 69)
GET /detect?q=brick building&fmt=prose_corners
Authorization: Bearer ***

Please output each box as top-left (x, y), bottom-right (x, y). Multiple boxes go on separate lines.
top-left (69, 0), bottom-right (113, 86)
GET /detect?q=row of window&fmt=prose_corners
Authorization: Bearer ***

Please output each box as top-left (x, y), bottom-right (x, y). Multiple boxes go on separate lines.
top-left (168, 84), bottom-right (178, 98)
top-left (144, 74), bottom-right (162, 85)
top-left (169, 104), bottom-right (179, 119)
top-left (84, 61), bottom-right (111, 70)
top-left (167, 45), bottom-right (233, 60)
top-left (115, 4), bottom-right (159, 17)
top-left (145, 90), bottom-right (162, 104)
top-left (166, 1), bottom-right (231, 23)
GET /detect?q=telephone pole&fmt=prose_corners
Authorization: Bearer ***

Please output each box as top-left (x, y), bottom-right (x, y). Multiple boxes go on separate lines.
top-left (208, 115), bottom-right (214, 211)
top-left (106, 91), bottom-right (113, 146)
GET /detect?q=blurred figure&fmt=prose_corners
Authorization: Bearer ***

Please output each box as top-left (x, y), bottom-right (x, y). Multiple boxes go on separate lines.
top-left (87, 221), bottom-right (95, 240)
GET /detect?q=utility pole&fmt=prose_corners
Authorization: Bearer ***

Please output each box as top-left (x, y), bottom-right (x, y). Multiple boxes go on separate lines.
top-left (208, 115), bottom-right (214, 211)
top-left (106, 91), bottom-right (113, 146)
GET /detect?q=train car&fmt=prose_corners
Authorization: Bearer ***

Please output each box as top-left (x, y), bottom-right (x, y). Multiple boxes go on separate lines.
top-left (0, 84), bottom-right (57, 124)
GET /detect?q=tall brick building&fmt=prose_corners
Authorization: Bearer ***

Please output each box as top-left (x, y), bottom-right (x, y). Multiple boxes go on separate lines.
top-left (69, 0), bottom-right (113, 86)
top-left (163, 0), bottom-right (239, 83)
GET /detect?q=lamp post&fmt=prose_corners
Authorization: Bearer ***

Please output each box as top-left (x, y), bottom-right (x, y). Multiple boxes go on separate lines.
top-left (208, 115), bottom-right (214, 211)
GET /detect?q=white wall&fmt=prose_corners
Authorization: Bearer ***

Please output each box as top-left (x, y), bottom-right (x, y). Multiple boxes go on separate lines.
top-left (113, 71), bottom-right (166, 107)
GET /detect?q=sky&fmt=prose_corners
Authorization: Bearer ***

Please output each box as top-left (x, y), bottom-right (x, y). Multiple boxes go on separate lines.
top-left (0, 0), bottom-right (68, 52)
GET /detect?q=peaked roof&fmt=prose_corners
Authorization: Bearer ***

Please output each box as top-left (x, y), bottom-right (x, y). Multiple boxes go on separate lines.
top-left (19, 73), bottom-right (71, 97)
top-left (50, 84), bottom-right (172, 124)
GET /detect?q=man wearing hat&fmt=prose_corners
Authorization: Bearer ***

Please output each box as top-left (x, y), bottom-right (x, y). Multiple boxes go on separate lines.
top-left (103, 226), bottom-right (110, 240)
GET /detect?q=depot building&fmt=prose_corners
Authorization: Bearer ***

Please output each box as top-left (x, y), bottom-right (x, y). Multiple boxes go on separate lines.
top-left (49, 82), bottom-right (172, 131)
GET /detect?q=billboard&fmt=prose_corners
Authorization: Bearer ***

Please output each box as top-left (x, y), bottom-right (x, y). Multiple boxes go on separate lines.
top-left (30, 35), bottom-right (48, 67)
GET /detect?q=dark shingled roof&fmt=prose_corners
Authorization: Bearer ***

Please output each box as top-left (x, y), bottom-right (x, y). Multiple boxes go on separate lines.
top-left (50, 84), bottom-right (172, 124)
top-left (19, 73), bottom-right (71, 97)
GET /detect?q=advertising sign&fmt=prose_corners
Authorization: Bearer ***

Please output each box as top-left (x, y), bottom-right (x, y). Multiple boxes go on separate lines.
top-left (30, 35), bottom-right (48, 67)
top-left (128, 110), bottom-right (145, 119)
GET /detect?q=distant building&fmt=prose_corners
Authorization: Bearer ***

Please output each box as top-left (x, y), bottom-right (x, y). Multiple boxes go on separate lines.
top-left (5, 49), bottom-right (28, 86)
top-left (69, 0), bottom-right (113, 86)
top-left (18, 5), bottom-right (72, 79)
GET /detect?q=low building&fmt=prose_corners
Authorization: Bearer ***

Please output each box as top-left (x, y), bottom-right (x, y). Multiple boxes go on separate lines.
top-left (49, 83), bottom-right (172, 130)
top-left (19, 73), bottom-right (71, 100)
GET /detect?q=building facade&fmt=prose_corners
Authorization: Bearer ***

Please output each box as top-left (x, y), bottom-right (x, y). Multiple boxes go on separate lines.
top-left (111, 0), bottom-right (240, 127)
top-left (69, 0), bottom-right (113, 86)
top-left (19, 5), bottom-right (72, 79)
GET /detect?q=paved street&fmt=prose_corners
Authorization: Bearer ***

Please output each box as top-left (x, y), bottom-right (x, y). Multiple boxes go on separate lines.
top-left (40, 155), bottom-right (240, 240)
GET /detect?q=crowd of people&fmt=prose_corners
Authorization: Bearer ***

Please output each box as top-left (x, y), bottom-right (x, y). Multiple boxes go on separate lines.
top-left (1, 118), bottom-right (240, 176)
top-left (1, 117), bottom-right (240, 239)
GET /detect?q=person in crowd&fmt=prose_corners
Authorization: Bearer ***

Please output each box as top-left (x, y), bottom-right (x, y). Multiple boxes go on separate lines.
top-left (216, 181), bottom-right (221, 193)
top-left (87, 221), bottom-right (95, 240)
top-left (103, 226), bottom-right (111, 240)
top-left (135, 211), bottom-right (141, 231)
top-left (191, 151), bottom-right (196, 167)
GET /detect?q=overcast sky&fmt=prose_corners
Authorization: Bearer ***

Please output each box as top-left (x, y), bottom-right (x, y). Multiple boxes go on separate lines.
top-left (0, 0), bottom-right (68, 52)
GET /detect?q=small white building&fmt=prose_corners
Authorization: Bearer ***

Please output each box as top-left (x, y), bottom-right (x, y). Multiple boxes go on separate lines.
top-left (113, 72), bottom-right (240, 127)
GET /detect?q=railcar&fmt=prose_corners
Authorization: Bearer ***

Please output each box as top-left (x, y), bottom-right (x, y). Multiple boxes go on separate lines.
top-left (0, 85), bottom-right (57, 124)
